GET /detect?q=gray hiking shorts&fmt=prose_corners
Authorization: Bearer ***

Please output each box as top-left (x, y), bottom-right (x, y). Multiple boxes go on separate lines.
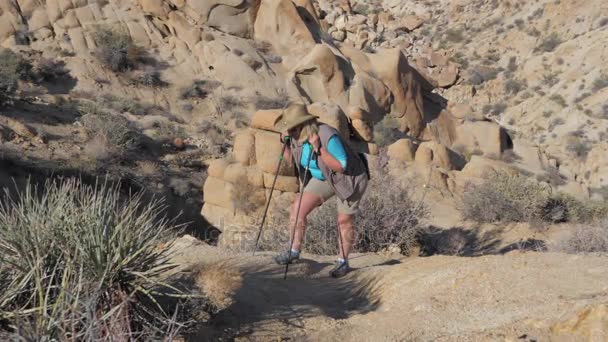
top-left (304, 177), bottom-right (367, 215)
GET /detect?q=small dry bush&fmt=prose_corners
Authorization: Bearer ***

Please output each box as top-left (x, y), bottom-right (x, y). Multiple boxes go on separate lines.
top-left (355, 175), bottom-right (428, 255)
top-left (553, 218), bottom-right (608, 253)
top-left (0, 49), bottom-right (31, 105)
top-left (535, 32), bottom-right (562, 53)
top-left (35, 58), bottom-right (70, 82)
top-left (130, 69), bottom-right (167, 88)
top-left (544, 193), bottom-right (608, 223)
top-left (254, 91), bottom-right (290, 110)
top-left (462, 172), bottom-right (551, 223)
top-left (93, 28), bottom-right (141, 72)
top-left (81, 111), bottom-right (140, 152)
top-left (194, 262), bottom-right (242, 312)
top-left (373, 116), bottom-right (405, 147)
top-left (592, 73), bottom-right (608, 92)
top-left (137, 160), bottom-right (161, 177)
top-left (303, 172), bottom-right (427, 255)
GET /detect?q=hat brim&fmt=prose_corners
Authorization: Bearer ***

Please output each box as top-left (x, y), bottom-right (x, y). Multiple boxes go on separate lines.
top-left (273, 114), bottom-right (317, 133)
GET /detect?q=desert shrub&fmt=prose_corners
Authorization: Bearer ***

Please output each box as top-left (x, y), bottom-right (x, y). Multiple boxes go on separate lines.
top-left (574, 92), bottom-right (591, 103)
top-left (0, 178), bottom-right (195, 340)
top-left (153, 121), bottom-right (186, 142)
top-left (0, 49), bottom-right (32, 105)
top-left (549, 117), bottom-right (565, 130)
top-left (549, 94), bottom-right (567, 107)
top-left (504, 79), bottom-right (524, 94)
top-left (450, 51), bottom-right (469, 69)
top-left (93, 28), bottom-right (140, 72)
top-left (97, 93), bottom-right (157, 116)
top-left (445, 28), bottom-right (464, 42)
top-left (373, 116), bottom-right (405, 147)
top-left (81, 111), bottom-right (140, 152)
top-left (35, 58), bottom-right (70, 81)
top-left (536, 166), bottom-right (567, 187)
top-left (592, 73), bottom-right (608, 92)
top-left (591, 185), bottom-right (608, 200)
top-left (252, 40), bottom-right (282, 63)
top-left (542, 71), bottom-right (560, 87)
top-left (507, 56), bottom-right (518, 72)
top-left (536, 32), bottom-right (562, 53)
top-left (543, 193), bottom-right (608, 223)
top-left (254, 91), bottom-right (290, 110)
top-left (193, 262), bottom-right (242, 312)
top-left (553, 219), bottom-right (608, 253)
top-left (216, 95), bottom-right (242, 116)
top-left (131, 69), bottom-right (167, 88)
top-left (137, 160), bottom-right (161, 177)
top-left (467, 66), bottom-right (499, 85)
top-left (462, 172), bottom-right (551, 223)
top-left (355, 175), bottom-right (428, 255)
top-left (566, 139), bottom-right (591, 160)
top-left (482, 102), bottom-right (507, 116)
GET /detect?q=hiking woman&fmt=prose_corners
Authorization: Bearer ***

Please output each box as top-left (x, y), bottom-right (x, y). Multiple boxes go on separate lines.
top-left (272, 103), bottom-right (369, 278)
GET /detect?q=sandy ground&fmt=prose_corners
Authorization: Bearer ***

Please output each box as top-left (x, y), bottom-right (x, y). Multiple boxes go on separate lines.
top-left (169, 237), bottom-right (608, 341)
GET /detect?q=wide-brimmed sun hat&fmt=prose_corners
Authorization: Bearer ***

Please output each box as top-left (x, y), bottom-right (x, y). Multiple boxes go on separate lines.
top-left (273, 103), bottom-right (317, 132)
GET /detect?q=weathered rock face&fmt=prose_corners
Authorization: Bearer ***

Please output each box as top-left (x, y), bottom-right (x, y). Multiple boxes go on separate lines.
top-left (254, 0), bottom-right (318, 68)
top-left (288, 44), bottom-right (348, 105)
top-left (368, 49), bottom-right (425, 136)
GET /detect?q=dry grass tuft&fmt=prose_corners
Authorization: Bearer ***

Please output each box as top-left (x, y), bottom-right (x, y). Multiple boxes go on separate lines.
top-left (552, 219), bottom-right (608, 253)
top-left (194, 262), bottom-right (243, 312)
top-left (137, 160), bottom-right (161, 177)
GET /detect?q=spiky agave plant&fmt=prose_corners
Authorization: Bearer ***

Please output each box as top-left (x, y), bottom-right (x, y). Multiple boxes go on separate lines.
top-left (0, 178), bottom-right (190, 340)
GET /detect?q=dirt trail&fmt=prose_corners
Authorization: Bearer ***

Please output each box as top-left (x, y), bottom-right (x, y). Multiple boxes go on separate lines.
top-left (170, 237), bottom-right (608, 341)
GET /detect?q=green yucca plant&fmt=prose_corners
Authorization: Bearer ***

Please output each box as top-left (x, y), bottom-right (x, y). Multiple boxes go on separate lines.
top-left (0, 178), bottom-right (190, 340)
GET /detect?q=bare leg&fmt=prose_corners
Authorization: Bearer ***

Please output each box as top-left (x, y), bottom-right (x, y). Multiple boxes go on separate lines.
top-left (289, 192), bottom-right (322, 251)
top-left (337, 213), bottom-right (355, 260)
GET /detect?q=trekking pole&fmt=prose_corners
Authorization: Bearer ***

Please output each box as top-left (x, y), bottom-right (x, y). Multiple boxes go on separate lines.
top-left (283, 150), bottom-right (313, 280)
top-left (252, 137), bottom-right (290, 256)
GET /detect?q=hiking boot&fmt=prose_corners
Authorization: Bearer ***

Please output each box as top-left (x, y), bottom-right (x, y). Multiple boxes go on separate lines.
top-left (329, 260), bottom-right (350, 278)
top-left (274, 250), bottom-right (300, 265)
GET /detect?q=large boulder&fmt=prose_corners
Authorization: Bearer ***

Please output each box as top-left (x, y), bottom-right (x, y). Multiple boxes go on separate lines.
top-left (387, 138), bottom-right (417, 162)
top-left (233, 129), bottom-right (256, 165)
top-left (306, 102), bottom-right (350, 140)
top-left (367, 48), bottom-right (425, 137)
top-left (180, 0), bottom-right (253, 37)
top-left (287, 44), bottom-right (348, 106)
top-left (254, 0), bottom-right (317, 68)
top-left (347, 69), bottom-right (393, 123)
top-left (452, 121), bottom-right (511, 158)
top-left (254, 130), bottom-right (295, 176)
top-left (415, 141), bottom-right (454, 170)
top-left (251, 109), bottom-right (282, 131)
